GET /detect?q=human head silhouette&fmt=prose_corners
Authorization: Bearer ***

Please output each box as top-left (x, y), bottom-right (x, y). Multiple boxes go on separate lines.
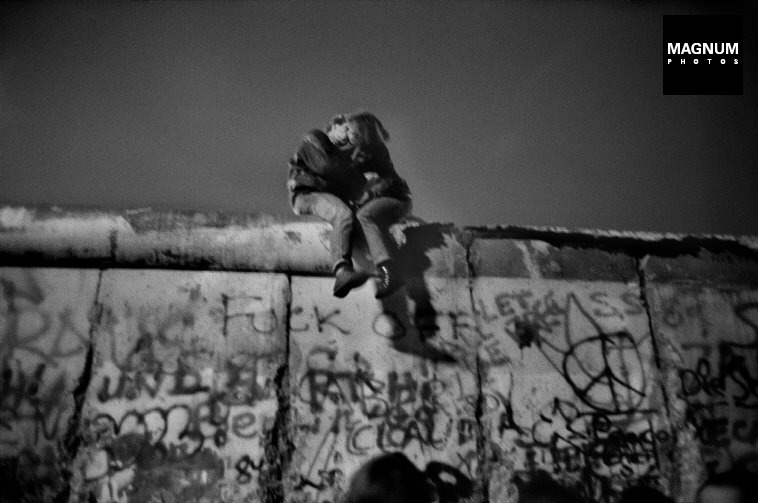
top-left (340, 452), bottom-right (436, 503)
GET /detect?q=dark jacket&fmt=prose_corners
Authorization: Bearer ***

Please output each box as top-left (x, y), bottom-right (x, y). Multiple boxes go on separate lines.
top-left (350, 142), bottom-right (412, 204)
top-left (287, 129), bottom-right (366, 206)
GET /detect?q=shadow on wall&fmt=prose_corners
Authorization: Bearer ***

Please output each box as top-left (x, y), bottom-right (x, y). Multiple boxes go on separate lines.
top-left (349, 219), bottom-right (457, 362)
top-left (386, 223), bottom-right (458, 363)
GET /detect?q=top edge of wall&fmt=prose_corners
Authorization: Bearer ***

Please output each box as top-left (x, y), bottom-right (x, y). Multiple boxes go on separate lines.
top-left (2, 205), bottom-right (758, 283)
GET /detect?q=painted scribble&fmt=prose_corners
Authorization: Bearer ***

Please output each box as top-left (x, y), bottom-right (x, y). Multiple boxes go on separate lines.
top-left (75, 272), bottom-right (287, 503)
top-left (0, 268), bottom-right (98, 501)
top-left (667, 293), bottom-right (758, 480)
top-left (287, 280), bottom-right (668, 503)
top-left (472, 284), bottom-right (665, 503)
top-left (288, 277), bottom-right (479, 503)
top-left (4, 263), bottom-right (756, 503)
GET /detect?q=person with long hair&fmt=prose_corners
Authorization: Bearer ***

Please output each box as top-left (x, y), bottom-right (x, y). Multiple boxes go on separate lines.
top-left (344, 111), bottom-right (412, 298)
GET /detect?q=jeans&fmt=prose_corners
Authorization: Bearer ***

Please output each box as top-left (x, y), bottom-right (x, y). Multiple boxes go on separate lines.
top-left (356, 197), bottom-right (411, 266)
top-left (293, 192), bottom-right (353, 272)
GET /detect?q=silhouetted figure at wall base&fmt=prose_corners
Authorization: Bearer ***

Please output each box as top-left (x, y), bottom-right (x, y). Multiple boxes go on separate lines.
top-left (288, 111), bottom-right (412, 299)
top-left (618, 485), bottom-right (674, 503)
top-left (340, 452), bottom-right (436, 503)
top-left (340, 452), bottom-right (474, 503)
top-left (695, 467), bottom-right (757, 503)
top-left (515, 470), bottom-right (585, 503)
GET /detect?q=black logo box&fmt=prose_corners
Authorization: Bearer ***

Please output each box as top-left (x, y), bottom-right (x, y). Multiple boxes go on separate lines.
top-left (663, 15), bottom-right (742, 95)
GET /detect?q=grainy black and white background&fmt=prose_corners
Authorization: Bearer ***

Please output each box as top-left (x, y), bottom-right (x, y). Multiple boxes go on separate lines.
top-left (1, 0), bottom-right (756, 235)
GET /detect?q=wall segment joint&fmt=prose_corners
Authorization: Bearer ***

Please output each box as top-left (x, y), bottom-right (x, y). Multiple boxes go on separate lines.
top-left (463, 231), bottom-right (491, 503)
top-left (260, 273), bottom-right (295, 503)
top-left (636, 256), bottom-right (672, 420)
top-left (4, 206), bottom-right (758, 503)
top-left (57, 269), bottom-right (104, 502)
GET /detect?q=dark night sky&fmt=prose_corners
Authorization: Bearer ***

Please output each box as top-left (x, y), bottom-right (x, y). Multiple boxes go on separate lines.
top-left (1, 1), bottom-right (756, 235)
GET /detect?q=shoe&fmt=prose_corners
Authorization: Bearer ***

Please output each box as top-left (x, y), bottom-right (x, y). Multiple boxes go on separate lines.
top-left (333, 264), bottom-right (369, 298)
top-left (374, 261), bottom-right (404, 299)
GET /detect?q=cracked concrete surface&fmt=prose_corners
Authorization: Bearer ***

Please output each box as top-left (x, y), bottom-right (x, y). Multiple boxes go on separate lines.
top-left (2, 205), bottom-right (758, 503)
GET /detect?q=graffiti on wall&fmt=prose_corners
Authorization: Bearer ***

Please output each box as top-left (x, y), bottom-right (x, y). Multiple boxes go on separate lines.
top-left (289, 343), bottom-right (478, 503)
top-left (0, 269), bottom-right (93, 453)
top-left (7, 266), bottom-right (755, 502)
top-left (663, 289), bottom-right (758, 477)
top-left (78, 273), bottom-right (287, 503)
top-left (287, 277), bottom-right (479, 503)
top-left (0, 268), bottom-right (97, 501)
top-left (473, 283), bottom-right (669, 503)
top-left (286, 279), bottom-right (668, 503)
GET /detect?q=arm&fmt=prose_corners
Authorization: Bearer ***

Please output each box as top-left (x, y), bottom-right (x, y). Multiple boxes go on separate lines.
top-left (295, 130), bottom-right (344, 179)
top-left (287, 160), bottom-right (327, 193)
top-left (350, 144), bottom-right (399, 198)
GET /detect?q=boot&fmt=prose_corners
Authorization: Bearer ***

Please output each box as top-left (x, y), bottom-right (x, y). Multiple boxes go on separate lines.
top-left (333, 263), bottom-right (369, 298)
top-left (374, 261), bottom-right (404, 299)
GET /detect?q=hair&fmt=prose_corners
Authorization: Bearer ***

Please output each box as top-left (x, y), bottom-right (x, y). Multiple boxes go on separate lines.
top-left (424, 461), bottom-right (474, 503)
top-left (619, 485), bottom-right (674, 503)
top-left (515, 471), bottom-right (584, 503)
top-left (340, 452), bottom-right (436, 503)
top-left (695, 469), bottom-right (755, 503)
top-left (327, 113), bottom-right (347, 132)
top-left (346, 111), bottom-right (390, 148)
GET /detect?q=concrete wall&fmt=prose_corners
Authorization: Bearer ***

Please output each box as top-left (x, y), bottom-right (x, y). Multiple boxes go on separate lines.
top-left (2, 206), bottom-right (758, 503)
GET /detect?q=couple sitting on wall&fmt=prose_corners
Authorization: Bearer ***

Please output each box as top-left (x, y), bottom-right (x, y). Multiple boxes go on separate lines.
top-left (287, 111), bottom-right (412, 299)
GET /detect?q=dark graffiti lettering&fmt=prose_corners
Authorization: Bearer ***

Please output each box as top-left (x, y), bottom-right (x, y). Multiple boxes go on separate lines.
top-left (673, 301), bottom-right (758, 482)
top-left (732, 418), bottom-right (758, 443)
top-left (686, 404), bottom-right (758, 448)
top-left (91, 404), bottom-right (217, 465)
top-left (172, 359), bottom-right (210, 395)
top-left (679, 346), bottom-right (758, 408)
top-left (231, 412), bottom-right (258, 439)
top-left (290, 306), bottom-right (309, 332)
top-left (222, 293), bottom-right (279, 335)
top-left (494, 290), bottom-right (566, 336)
top-left (660, 298), bottom-right (703, 329)
top-left (234, 454), bottom-right (264, 484)
top-left (0, 361), bottom-right (69, 443)
top-left (314, 307), bottom-right (350, 335)
top-left (1, 275), bottom-right (89, 365)
top-left (298, 365), bottom-right (387, 415)
top-left (524, 397), bottom-right (667, 486)
top-left (299, 355), bottom-right (459, 459)
top-left (498, 400), bottom-right (524, 436)
top-left (96, 330), bottom-right (279, 406)
top-left (346, 413), bottom-right (451, 453)
top-left (225, 353), bottom-right (277, 405)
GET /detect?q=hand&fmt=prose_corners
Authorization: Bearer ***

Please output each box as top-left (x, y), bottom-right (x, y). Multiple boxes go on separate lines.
top-left (355, 189), bottom-right (371, 206)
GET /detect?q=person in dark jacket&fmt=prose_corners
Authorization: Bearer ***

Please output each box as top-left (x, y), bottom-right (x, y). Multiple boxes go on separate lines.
top-left (340, 452), bottom-right (436, 503)
top-left (695, 467), bottom-right (756, 503)
top-left (345, 111), bottom-right (412, 298)
top-left (618, 485), bottom-right (673, 503)
top-left (515, 470), bottom-right (585, 503)
top-left (287, 115), bottom-right (369, 298)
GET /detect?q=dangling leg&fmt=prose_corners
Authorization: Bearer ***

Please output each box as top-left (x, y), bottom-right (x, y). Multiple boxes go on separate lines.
top-left (293, 191), bottom-right (367, 297)
top-left (355, 197), bottom-right (411, 298)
